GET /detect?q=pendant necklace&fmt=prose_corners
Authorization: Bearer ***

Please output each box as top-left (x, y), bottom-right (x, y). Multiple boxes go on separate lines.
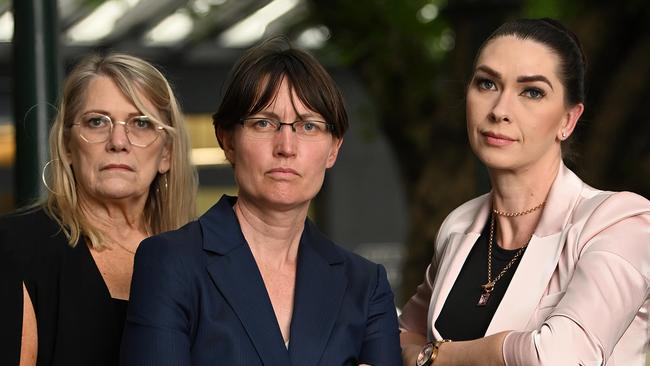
top-left (477, 201), bottom-right (545, 307)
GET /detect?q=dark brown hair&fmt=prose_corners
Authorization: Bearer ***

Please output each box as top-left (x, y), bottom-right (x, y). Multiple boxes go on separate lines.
top-left (212, 37), bottom-right (348, 147)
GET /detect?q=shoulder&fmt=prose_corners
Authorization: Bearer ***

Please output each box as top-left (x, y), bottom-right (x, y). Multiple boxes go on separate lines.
top-left (0, 206), bottom-right (70, 263)
top-left (572, 190), bottom-right (650, 231)
top-left (0, 206), bottom-right (60, 235)
top-left (441, 193), bottom-right (489, 232)
top-left (571, 190), bottom-right (650, 269)
top-left (137, 219), bottom-right (204, 263)
top-left (311, 233), bottom-right (389, 292)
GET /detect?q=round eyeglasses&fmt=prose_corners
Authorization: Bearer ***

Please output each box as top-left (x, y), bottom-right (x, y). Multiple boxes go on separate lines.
top-left (239, 117), bottom-right (334, 141)
top-left (72, 113), bottom-right (166, 147)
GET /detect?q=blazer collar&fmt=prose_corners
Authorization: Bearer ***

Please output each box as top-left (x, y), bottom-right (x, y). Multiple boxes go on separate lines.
top-left (200, 195), bottom-right (346, 365)
top-left (431, 163), bottom-right (586, 337)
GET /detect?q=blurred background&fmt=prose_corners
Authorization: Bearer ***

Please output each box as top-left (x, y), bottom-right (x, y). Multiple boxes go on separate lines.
top-left (0, 0), bottom-right (648, 312)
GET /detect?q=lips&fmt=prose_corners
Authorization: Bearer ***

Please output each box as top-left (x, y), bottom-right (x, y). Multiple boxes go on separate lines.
top-left (101, 164), bottom-right (134, 171)
top-left (268, 167), bottom-right (298, 174)
top-left (267, 167), bottom-right (300, 176)
top-left (481, 130), bottom-right (517, 146)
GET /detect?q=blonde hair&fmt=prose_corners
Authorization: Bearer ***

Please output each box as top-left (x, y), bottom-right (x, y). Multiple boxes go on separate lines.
top-left (45, 53), bottom-right (197, 249)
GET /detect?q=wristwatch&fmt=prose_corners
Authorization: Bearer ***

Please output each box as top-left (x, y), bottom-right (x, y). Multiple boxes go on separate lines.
top-left (415, 339), bottom-right (451, 366)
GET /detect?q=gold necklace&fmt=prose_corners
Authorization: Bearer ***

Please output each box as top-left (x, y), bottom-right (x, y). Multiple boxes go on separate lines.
top-left (492, 201), bottom-right (545, 217)
top-left (477, 214), bottom-right (529, 306)
top-left (111, 241), bottom-right (136, 254)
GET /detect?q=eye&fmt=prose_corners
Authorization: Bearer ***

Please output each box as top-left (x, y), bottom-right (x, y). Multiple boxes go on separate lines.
top-left (131, 116), bottom-right (153, 129)
top-left (521, 88), bottom-right (546, 100)
top-left (248, 118), bottom-right (278, 130)
top-left (84, 115), bottom-right (109, 128)
top-left (299, 121), bottom-right (326, 134)
top-left (302, 121), bottom-right (316, 131)
top-left (475, 78), bottom-right (497, 91)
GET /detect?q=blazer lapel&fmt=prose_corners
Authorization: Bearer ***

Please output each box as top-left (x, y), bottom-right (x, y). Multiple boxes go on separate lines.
top-left (486, 163), bottom-right (585, 334)
top-left (428, 195), bottom-right (491, 339)
top-left (484, 232), bottom-right (564, 334)
top-left (201, 196), bottom-right (291, 365)
top-left (288, 220), bottom-right (347, 366)
top-left (429, 232), bottom-right (481, 339)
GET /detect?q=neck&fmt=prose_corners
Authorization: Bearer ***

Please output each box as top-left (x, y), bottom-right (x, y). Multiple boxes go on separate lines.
top-left (489, 156), bottom-right (560, 213)
top-left (487, 156), bottom-right (561, 250)
top-left (78, 192), bottom-right (149, 241)
top-left (234, 197), bottom-right (307, 269)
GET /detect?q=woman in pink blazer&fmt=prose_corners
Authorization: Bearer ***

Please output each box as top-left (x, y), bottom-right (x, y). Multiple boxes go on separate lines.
top-left (399, 18), bottom-right (650, 366)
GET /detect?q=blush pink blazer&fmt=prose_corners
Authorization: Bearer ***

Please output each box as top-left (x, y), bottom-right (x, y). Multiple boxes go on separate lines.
top-left (399, 164), bottom-right (650, 365)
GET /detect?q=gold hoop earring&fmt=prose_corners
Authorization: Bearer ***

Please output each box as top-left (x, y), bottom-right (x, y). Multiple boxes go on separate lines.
top-left (41, 159), bottom-right (61, 195)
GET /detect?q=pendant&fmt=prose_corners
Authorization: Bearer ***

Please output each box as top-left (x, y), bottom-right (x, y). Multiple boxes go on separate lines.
top-left (477, 282), bottom-right (494, 307)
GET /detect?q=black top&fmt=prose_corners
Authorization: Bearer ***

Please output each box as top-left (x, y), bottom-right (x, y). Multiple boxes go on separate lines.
top-left (0, 208), bottom-right (127, 366)
top-left (435, 218), bottom-right (526, 341)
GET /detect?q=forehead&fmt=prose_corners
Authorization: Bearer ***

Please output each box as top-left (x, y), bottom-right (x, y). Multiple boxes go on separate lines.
top-left (476, 36), bottom-right (561, 80)
top-left (83, 75), bottom-right (156, 115)
top-left (259, 77), bottom-right (316, 114)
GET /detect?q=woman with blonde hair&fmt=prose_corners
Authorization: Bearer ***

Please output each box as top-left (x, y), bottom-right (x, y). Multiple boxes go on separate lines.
top-left (0, 53), bottom-right (197, 365)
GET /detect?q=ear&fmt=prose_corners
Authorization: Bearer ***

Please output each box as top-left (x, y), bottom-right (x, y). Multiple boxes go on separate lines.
top-left (216, 125), bottom-right (236, 164)
top-left (325, 137), bottom-right (343, 168)
top-left (157, 142), bottom-right (171, 174)
top-left (558, 103), bottom-right (584, 141)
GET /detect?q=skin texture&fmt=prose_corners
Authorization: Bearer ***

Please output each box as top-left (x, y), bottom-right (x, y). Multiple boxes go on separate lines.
top-left (67, 76), bottom-right (170, 205)
top-left (401, 36), bottom-right (584, 366)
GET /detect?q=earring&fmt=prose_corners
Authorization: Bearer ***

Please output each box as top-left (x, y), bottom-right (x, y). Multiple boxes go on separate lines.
top-left (561, 131), bottom-right (566, 139)
top-left (41, 159), bottom-right (60, 195)
top-left (156, 173), bottom-right (169, 194)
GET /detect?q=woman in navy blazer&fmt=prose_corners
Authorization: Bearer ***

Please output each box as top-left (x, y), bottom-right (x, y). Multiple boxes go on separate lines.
top-left (120, 37), bottom-right (402, 366)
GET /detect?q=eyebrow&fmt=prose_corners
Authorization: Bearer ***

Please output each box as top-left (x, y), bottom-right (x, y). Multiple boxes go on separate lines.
top-left (252, 111), bottom-right (324, 121)
top-left (474, 65), bottom-right (554, 90)
top-left (83, 110), bottom-right (146, 117)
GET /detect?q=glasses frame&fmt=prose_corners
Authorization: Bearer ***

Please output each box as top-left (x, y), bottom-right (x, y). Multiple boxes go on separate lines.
top-left (71, 113), bottom-right (166, 148)
top-left (238, 117), bottom-right (335, 140)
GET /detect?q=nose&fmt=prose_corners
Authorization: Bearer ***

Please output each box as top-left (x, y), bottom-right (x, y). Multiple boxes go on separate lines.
top-left (106, 121), bottom-right (131, 151)
top-left (273, 124), bottom-right (297, 157)
top-left (489, 91), bottom-right (512, 123)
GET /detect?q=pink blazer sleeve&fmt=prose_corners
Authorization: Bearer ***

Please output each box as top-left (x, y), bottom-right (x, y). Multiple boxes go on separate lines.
top-left (503, 192), bottom-right (650, 365)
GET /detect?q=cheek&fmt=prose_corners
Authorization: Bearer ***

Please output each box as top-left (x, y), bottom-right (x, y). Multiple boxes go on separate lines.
top-left (67, 142), bottom-right (95, 180)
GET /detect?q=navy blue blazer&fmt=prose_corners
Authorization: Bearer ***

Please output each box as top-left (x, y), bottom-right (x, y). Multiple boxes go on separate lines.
top-left (120, 196), bottom-right (402, 366)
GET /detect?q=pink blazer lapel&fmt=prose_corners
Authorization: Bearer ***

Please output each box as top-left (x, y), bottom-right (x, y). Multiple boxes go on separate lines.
top-left (429, 230), bottom-right (481, 339)
top-left (485, 232), bottom-right (565, 334)
top-left (486, 163), bottom-right (586, 334)
top-left (429, 197), bottom-right (492, 339)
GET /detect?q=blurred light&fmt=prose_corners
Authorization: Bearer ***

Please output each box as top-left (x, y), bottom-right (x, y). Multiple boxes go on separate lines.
top-left (296, 25), bottom-right (330, 49)
top-left (191, 0), bottom-right (227, 15)
top-left (67, 0), bottom-right (141, 43)
top-left (417, 4), bottom-right (438, 23)
top-left (144, 10), bottom-right (194, 45)
top-left (0, 123), bottom-right (15, 167)
top-left (191, 147), bottom-right (229, 166)
top-left (219, 0), bottom-right (300, 48)
top-left (0, 11), bottom-right (13, 42)
top-left (438, 29), bottom-right (455, 51)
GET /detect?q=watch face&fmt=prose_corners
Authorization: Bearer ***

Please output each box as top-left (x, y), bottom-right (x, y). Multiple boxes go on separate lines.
top-left (416, 344), bottom-right (434, 366)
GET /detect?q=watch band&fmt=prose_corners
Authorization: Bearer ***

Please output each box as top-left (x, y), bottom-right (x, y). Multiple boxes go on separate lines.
top-left (416, 339), bottom-right (451, 366)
